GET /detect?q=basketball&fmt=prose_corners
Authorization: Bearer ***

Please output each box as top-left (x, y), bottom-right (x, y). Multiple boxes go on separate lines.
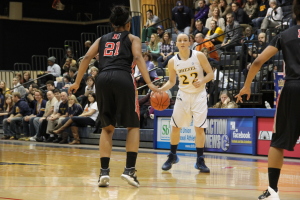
top-left (150, 91), bottom-right (170, 111)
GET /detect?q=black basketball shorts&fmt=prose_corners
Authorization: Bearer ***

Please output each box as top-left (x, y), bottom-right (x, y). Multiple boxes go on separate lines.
top-left (271, 80), bottom-right (300, 151)
top-left (95, 69), bottom-right (139, 128)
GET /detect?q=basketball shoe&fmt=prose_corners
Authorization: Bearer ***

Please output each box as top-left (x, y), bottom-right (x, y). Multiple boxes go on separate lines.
top-left (162, 152), bottom-right (180, 171)
top-left (194, 156), bottom-right (210, 173)
top-left (258, 186), bottom-right (280, 200)
top-left (120, 167), bottom-right (140, 187)
top-left (98, 168), bottom-right (110, 187)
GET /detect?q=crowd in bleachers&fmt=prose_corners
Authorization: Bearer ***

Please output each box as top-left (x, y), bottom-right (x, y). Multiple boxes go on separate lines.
top-left (0, 55), bottom-right (100, 143)
top-left (140, 0), bottom-right (293, 106)
top-left (0, 0), bottom-right (294, 138)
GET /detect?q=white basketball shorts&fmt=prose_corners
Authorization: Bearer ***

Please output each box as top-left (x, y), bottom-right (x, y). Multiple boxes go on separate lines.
top-left (170, 89), bottom-right (208, 128)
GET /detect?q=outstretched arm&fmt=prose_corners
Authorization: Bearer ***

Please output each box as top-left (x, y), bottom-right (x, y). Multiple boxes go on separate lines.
top-left (235, 46), bottom-right (278, 102)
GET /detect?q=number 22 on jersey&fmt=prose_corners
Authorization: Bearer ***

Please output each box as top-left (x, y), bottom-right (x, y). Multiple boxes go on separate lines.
top-left (104, 41), bottom-right (120, 56)
top-left (180, 72), bottom-right (198, 85)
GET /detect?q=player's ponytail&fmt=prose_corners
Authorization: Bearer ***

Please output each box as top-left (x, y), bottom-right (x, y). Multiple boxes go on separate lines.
top-left (293, 0), bottom-right (300, 21)
top-left (109, 5), bottom-right (131, 27)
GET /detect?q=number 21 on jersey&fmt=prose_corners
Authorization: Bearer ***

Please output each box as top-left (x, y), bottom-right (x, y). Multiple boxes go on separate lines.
top-left (104, 41), bottom-right (120, 56)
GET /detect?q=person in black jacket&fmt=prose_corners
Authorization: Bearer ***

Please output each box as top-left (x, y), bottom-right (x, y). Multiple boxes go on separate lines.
top-left (69, 67), bottom-right (86, 97)
top-left (2, 92), bottom-right (31, 140)
top-left (21, 90), bottom-right (47, 141)
top-left (232, 2), bottom-right (250, 25)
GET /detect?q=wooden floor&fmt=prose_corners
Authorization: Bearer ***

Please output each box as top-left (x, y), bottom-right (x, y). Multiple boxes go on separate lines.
top-left (0, 141), bottom-right (299, 200)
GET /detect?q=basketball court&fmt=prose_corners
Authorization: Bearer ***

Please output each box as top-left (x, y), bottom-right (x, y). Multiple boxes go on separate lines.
top-left (0, 140), bottom-right (299, 200)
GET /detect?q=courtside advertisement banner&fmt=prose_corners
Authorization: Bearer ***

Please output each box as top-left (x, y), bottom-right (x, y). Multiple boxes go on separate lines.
top-left (156, 117), bottom-right (254, 154)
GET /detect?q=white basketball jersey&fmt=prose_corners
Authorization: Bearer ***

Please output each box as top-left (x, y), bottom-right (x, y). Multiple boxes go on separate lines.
top-left (174, 50), bottom-right (205, 93)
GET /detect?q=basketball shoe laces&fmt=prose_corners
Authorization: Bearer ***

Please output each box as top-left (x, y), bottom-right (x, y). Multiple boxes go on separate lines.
top-left (259, 189), bottom-right (271, 199)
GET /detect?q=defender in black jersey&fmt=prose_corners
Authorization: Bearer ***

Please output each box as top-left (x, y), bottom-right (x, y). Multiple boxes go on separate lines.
top-left (69, 5), bottom-right (158, 188)
top-left (236, 1), bottom-right (300, 199)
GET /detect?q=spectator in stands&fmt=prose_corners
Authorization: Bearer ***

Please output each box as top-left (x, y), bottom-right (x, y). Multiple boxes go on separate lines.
top-left (46, 91), bottom-right (68, 143)
top-left (47, 56), bottom-right (61, 77)
top-left (135, 53), bottom-right (158, 95)
top-left (157, 32), bottom-right (175, 68)
top-left (62, 57), bottom-right (76, 75)
top-left (252, 0), bottom-right (269, 28)
top-left (243, 32), bottom-right (268, 78)
top-left (0, 81), bottom-right (9, 111)
top-left (194, 33), bottom-right (201, 47)
top-left (193, 19), bottom-right (209, 36)
top-left (62, 75), bottom-right (72, 89)
top-left (207, 63), bottom-right (224, 106)
top-left (50, 94), bottom-right (85, 144)
top-left (46, 80), bottom-right (56, 92)
top-left (201, 47), bottom-right (220, 64)
top-left (208, 0), bottom-right (220, 18)
top-left (78, 76), bottom-right (96, 106)
top-left (244, 0), bottom-right (258, 20)
top-left (156, 25), bottom-right (165, 39)
top-left (172, 1), bottom-right (195, 34)
top-left (213, 90), bottom-right (238, 108)
top-left (62, 48), bottom-right (77, 62)
top-left (232, 2), bottom-right (251, 26)
top-left (260, 0), bottom-right (283, 33)
top-left (0, 81), bottom-right (10, 95)
top-left (85, 40), bottom-right (92, 53)
top-left (142, 10), bottom-right (161, 42)
top-left (0, 88), bottom-right (4, 112)
top-left (241, 26), bottom-right (256, 48)
top-left (37, 57), bottom-right (57, 87)
top-left (12, 77), bottom-right (26, 98)
top-left (51, 93), bottom-right (98, 144)
top-left (195, 33), bottom-right (220, 60)
top-left (89, 66), bottom-right (99, 79)
top-left (92, 53), bottom-right (100, 70)
top-left (25, 83), bottom-right (39, 108)
top-left (20, 90), bottom-right (47, 141)
top-left (189, 34), bottom-right (196, 49)
top-left (205, 20), bottom-right (225, 45)
top-left (34, 90), bottom-right (58, 142)
top-left (219, 0), bottom-right (232, 19)
top-left (194, 0), bottom-right (209, 25)
top-left (69, 67), bottom-right (86, 97)
top-left (14, 72), bottom-right (23, 84)
top-left (147, 33), bottom-right (161, 61)
top-left (1, 92), bottom-right (31, 140)
top-left (221, 13), bottom-right (243, 52)
top-left (0, 94), bottom-right (14, 119)
top-left (206, 7), bottom-right (226, 31)
top-left (22, 71), bottom-right (33, 89)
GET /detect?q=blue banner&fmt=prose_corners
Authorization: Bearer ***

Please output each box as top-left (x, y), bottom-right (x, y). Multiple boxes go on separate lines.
top-left (156, 116), bottom-right (255, 154)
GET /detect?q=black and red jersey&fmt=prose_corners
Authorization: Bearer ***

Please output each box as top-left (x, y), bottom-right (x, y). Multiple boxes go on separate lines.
top-left (269, 25), bottom-right (300, 80)
top-left (98, 31), bottom-right (133, 73)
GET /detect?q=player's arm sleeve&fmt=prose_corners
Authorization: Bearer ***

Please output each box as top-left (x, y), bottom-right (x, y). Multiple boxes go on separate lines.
top-left (268, 33), bottom-right (281, 51)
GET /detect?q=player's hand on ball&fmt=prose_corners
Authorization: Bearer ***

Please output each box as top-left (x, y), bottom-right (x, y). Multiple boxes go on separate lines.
top-left (148, 83), bottom-right (159, 93)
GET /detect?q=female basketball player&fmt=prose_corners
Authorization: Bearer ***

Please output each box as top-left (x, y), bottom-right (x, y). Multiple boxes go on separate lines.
top-left (159, 33), bottom-right (214, 172)
top-left (235, 0), bottom-right (300, 199)
top-left (69, 5), bottom-right (158, 188)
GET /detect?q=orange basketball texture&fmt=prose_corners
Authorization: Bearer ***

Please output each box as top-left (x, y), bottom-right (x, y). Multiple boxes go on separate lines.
top-left (150, 91), bottom-right (170, 111)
